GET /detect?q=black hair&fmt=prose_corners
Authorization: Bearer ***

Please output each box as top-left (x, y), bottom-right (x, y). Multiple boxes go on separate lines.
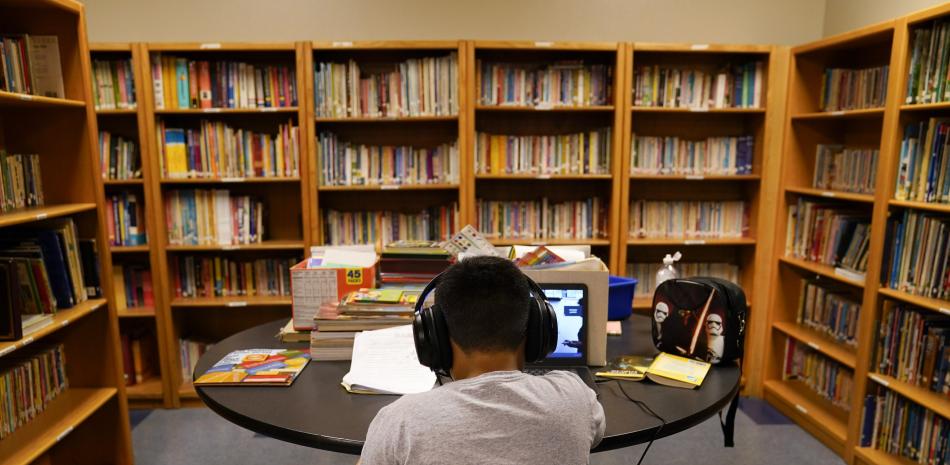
top-left (435, 255), bottom-right (531, 353)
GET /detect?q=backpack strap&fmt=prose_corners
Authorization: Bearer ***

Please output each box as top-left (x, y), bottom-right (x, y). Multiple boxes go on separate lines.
top-left (718, 360), bottom-right (741, 447)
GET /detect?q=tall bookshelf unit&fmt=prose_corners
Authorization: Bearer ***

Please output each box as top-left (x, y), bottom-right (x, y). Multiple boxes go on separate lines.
top-left (308, 41), bottom-right (468, 248)
top-left (90, 42), bottom-right (171, 408)
top-left (140, 42), bottom-right (311, 407)
top-left (0, 0), bottom-right (132, 463)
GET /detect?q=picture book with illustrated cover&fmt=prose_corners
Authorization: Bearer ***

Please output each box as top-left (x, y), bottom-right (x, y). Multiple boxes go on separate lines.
top-left (194, 349), bottom-right (311, 386)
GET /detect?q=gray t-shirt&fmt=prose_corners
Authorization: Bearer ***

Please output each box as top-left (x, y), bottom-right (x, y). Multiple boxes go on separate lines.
top-left (360, 370), bottom-right (605, 465)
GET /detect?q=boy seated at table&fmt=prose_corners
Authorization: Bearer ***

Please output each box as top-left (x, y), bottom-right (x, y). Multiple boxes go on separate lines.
top-left (359, 256), bottom-right (605, 465)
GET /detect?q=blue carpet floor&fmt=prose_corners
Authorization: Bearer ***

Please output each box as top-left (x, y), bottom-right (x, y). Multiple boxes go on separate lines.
top-left (130, 397), bottom-right (845, 464)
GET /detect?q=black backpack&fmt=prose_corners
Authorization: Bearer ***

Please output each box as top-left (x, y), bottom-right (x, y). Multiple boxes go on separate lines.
top-left (651, 276), bottom-right (748, 447)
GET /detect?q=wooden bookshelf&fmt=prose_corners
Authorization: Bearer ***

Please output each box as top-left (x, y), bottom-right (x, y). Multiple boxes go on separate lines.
top-left (0, 1), bottom-right (133, 462)
top-left (763, 379), bottom-right (849, 456)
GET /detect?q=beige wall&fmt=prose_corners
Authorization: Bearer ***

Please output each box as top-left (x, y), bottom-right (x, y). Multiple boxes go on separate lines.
top-left (81, 0), bottom-right (825, 45)
top-left (823, 0), bottom-right (948, 36)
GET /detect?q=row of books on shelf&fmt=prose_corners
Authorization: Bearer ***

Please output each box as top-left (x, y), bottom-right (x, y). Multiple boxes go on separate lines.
top-left (98, 132), bottom-right (140, 181)
top-left (474, 129), bottom-right (612, 176)
top-left (632, 62), bottom-right (763, 109)
top-left (627, 262), bottom-right (739, 298)
top-left (0, 34), bottom-right (64, 98)
top-left (796, 280), bottom-right (860, 347)
top-left (323, 205), bottom-right (459, 245)
top-left (818, 66), bottom-right (888, 112)
top-left (785, 199), bottom-right (870, 276)
top-left (0, 219), bottom-right (99, 316)
top-left (113, 264), bottom-right (154, 309)
top-left (106, 192), bottom-right (146, 247)
top-left (120, 330), bottom-right (157, 386)
top-left (860, 388), bottom-right (949, 464)
top-left (896, 118), bottom-right (950, 204)
top-left (475, 198), bottom-right (608, 241)
top-left (180, 338), bottom-right (212, 382)
top-left (158, 120), bottom-right (300, 179)
top-left (631, 135), bottom-right (753, 176)
top-left (164, 189), bottom-right (264, 246)
top-left (628, 200), bottom-right (748, 239)
top-left (0, 345), bottom-right (67, 439)
top-left (783, 338), bottom-right (853, 411)
top-left (884, 210), bottom-right (949, 300)
top-left (906, 17), bottom-right (950, 105)
top-left (170, 255), bottom-right (296, 298)
top-left (317, 133), bottom-right (459, 186)
top-left (92, 58), bottom-right (136, 110)
top-left (875, 304), bottom-right (950, 395)
top-left (0, 152), bottom-right (43, 213)
top-left (152, 55), bottom-right (297, 110)
top-left (812, 145), bottom-right (879, 195)
top-left (477, 60), bottom-right (612, 107)
top-left (314, 54), bottom-right (458, 118)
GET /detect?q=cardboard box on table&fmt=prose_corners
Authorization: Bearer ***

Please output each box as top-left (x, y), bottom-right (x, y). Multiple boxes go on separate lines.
top-left (290, 259), bottom-right (377, 331)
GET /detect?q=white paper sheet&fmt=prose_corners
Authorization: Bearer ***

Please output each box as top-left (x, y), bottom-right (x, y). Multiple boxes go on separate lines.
top-left (341, 325), bottom-right (436, 395)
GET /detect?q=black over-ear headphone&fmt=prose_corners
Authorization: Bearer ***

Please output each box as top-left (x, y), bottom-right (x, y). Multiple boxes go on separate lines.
top-left (412, 270), bottom-right (559, 378)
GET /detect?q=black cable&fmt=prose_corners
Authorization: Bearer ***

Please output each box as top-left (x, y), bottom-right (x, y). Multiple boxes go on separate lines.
top-left (597, 379), bottom-right (666, 465)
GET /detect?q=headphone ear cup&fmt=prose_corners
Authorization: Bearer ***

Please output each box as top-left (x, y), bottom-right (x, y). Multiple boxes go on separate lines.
top-left (412, 308), bottom-right (435, 369)
top-left (430, 306), bottom-right (453, 373)
top-left (524, 301), bottom-right (543, 363)
top-left (541, 301), bottom-right (558, 357)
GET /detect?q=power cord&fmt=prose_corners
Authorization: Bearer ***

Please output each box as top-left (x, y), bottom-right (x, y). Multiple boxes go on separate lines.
top-left (596, 378), bottom-right (666, 465)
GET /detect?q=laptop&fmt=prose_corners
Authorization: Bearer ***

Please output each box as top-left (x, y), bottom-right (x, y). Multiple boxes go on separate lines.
top-left (523, 283), bottom-right (598, 391)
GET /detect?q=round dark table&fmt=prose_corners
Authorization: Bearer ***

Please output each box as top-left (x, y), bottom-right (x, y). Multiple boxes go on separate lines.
top-left (194, 315), bottom-right (740, 454)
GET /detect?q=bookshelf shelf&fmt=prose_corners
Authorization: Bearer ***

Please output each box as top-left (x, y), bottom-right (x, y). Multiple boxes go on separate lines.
top-left (170, 295), bottom-right (294, 308)
top-left (630, 106), bottom-right (766, 114)
top-left (148, 42), bottom-right (294, 52)
top-left (126, 378), bottom-right (164, 401)
top-left (899, 101), bottom-right (950, 112)
top-left (117, 307), bottom-right (156, 318)
top-left (487, 238), bottom-right (611, 246)
top-left (159, 177), bottom-right (301, 185)
top-left (165, 240), bottom-right (305, 252)
top-left (791, 108), bottom-right (885, 120)
top-left (779, 256), bottom-right (866, 288)
top-left (476, 174), bottom-right (613, 181)
top-left (0, 299), bottom-right (107, 359)
top-left (95, 108), bottom-right (138, 115)
top-left (110, 245), bottom-right (150, 253)
top-left (0, 388), bottom-right (118, 465)
top-left (629, 174), bottom-right (761, 181)
top-left (876, 287), bottom-right (950, 316)
top-left (476, 105), bottom-right (615, 112)
top-left (0, 203), bottom-right (98, 228)
top-left (154, 107), bottom-right (299, 115)
top-left (763, 380), bottom-right (848, 454)
top-left (626, 237), bottom-right (756, 246)
top-left (853, 447), bottom-right (919, 465)
top-left (632, 297), bottom-right (652, 310)
top-left (785, 186), bottom-right (876, 203)
top-left (887, 199), bottom-right (950, 213)
top-left (103, 179), bottom-right (145, 186)
top-left (318, 183), bottom-right (459, 192)
top-left (0, 90), bottom-right (87, 109)
top-left (315, 115), bottom-right (458, 123)
top-left (178, 381), bottom-right (198, 399)
top-left (772, 321), bottom-right (857, 368)
top-left (868, 373), bottom-right (950, 420)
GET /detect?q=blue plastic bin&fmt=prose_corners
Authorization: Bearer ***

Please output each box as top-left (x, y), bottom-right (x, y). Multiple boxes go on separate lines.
top-left (607, 276), bottom-right (637, 321)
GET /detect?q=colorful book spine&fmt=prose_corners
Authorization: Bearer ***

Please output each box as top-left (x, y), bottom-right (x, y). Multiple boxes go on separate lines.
top-left (633, 62), bottom-right (763, 109)
top-left (627, 262), bottom-right (739, 298)
top-left (163, 189), bottom-right (265, 246)
top-left (812, 145), bottom-right (879, 194)
top-left (151, 55), bottom-right (297, 110)
top-left (860, 387), bottom-right (950, 464)
top-left (631, 134), bottom-right (753, 175)
top-left (0, 151), bottom-right (44, 213)
top-left (884, 209), bottom-right (950, 300)
top-left (92, 58), bottom-right (136, 110)
top-left (476, 198), bottom-right (607, 240)
top-left (120, 329), bottom-right (156, 386)
top-left (628, 200), bottom-right (748, 239)
top-left (783, 338), bottom-right (854, 411)
top-left (874, 304), bottom-right (950, 394)
top-left (105, 191), bottom-right (147, 246)
top-left (784, 199), bottom-right (871, 273)
top-left (115, 264), bottom-right (154, 309)
top-left (323, 205), bottom-right (459, 245)
top-left (0, 34), bottom-right (65, 98)
top-left (477, 60), bottom-right (612, 107)
top-left (894, 119), bottom-right (950, 204)
top-left (796, 280), bottom-right (861, 347)
top-left (818, 66), bottom-right (889, 111)
top-left (179, 338), bottom-right (213, 382)
top-left (157, 119), bottom-right (299, 179)
top-left (318, 132), bottom-right (458, 186)
top-left (0, 345), bottom-right (68, 439)
top-left (314, 53), bottom-right (458, 118)
top-left (906, 18), bottom-right (950, 105)
top-left (475, 129), bottom-right (611, 176)
top-left (170, 255), bottom-right (296, 298)
top-left (98, 131), bottom-right (140, 180)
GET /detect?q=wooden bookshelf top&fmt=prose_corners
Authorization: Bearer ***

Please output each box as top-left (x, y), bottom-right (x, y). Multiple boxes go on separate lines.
top-left (627, 237), bottom-right (756, 246)
top-left (170, 295), bottom-right (293, 307)
top-left (90, 43), bottom-right (133, 52)
top-left (791, 108), bottom-right (885, 120)
top-left (1, 0), bottom-right (83, 14)
top-left (853, 447), bottom-right (918, 465)
top-left (126, 377), bottom-right (164, 400)
top-left (877, 287), bottom-right (950, 316)
top-left (155, 107), bottom-right (299, 115)
top-left (632, 43), bottom-right (771, 54)
top-left (630, 174), bottom-right (761, 181)
top-left (96, 108), bottom-right (138, 115)
top-left (147, 42), bottom-right (295, 52)
top-left (792, 19), bottom-right (895, 55)
top-left (0, 298), bottom-right (107, 360)
top-left (111, 245), bottom-right (150, 253)
top-left (487, 238), bottom-right (611, 246)
top-left (0, 203), bottom-right (97, 229)
top-left (312, 40), bottom-right (461, 50)
top-left (631, 106), bottom-right (765, 114)
top-left (117, 307), bottom-right (155, 318)
top-left (315, 115), bottom-right (457, 123)
top-left (763, 379), bottom-right (848, 444)
top-left (104, 178), bottom-right (145, 186)
top-left (779, 256), bottom-right (866, 288)
top-left (785, 186), bottom-right (876, 204)
top-left (476, 174), bottom-right (613, 181)
top-left (473, 41), bottom-right (617, 51)
top-left (160, 177), bottom-right (300, 185)
top-left (888, 199), bottom-right (950, 214)
top-left (899, 101), bottom-right (950, 112)
top-left (773, 321), bottom-right (857, 369)
top-left (165, 240), bottom-right (305, 252)
top-left (318, 183), bottom-right (459, 192)
top-left (0, 387), bottom-right (117, 465)
top-left (0, 90), bottom-right (86, 109)
top-left (867, 373), bottom-right (950, 420)
top-left (476, 105), bottom-right (615, 112)
top-left (906, 1), bottom-right (950, 24)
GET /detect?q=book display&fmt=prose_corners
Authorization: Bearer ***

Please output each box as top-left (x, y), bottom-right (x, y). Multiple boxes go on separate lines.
top-left (0, 1), bottom-right (133, 462)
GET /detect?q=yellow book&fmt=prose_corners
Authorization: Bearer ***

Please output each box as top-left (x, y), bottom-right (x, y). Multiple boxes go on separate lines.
top-left (644, 352), bottom-right (711, 389)
top-left (490, 135), bottom-right (501, 174)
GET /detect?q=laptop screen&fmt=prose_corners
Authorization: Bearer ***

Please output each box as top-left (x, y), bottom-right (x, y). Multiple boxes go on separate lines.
top-left (539, 284), bottom-right (587, 362)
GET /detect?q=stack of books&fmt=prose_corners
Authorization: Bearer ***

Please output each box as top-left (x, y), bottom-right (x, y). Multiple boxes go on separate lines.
top-left (628, 200), bottom-right (748, 239)
top-left (169, 256), bottom-right (296, 298)
top-left (310, 289), bottom-right (416, 360)
top-left (895, 118), bottom-right (950, 204)
top-left (317, 133), bottom-right (459, 186)
top-left (860, 388), bottom-right (949, 463)
top-left (819, 66), bottom-right (889, 111)
top-left (812, 145), bottom-right (879, 194)
top-left (474, 129), bottom-right (612, 176)
top-left (783, 338), bottom-right (853, 411)
top-left (106, 192), bottom-right (146, 246)
top-left (0, 345), bottom-right (68, 439)
top-left (113, 264), bottom-right (154, 309)
top-left (785, 199), bottom-right (871, 278)
top-left (98, 132), bottom-right (140, 180)
top-left (92, 58), bottom-right (136, 110)
top-left (477, 60), bottom-right (612, 107)
top-left (379, 241), bottom-right (452, 284)
top-left (1, 152), bottom-right (44, 213)
top-left (0, 34), bottom-right (64, 98)
top-left (628, 262), bottom-right (739, 298)
top-left (476, 198), bottom-right (608, 240)
top-left (633, 62), bottom-right (763, 109)
top-left (631, 135), bottom-right (753, 176)
top-left (906, 18), bottom-right (950, 105)
top-left (323, 205), bottom-right (459, 245)
top-left (875, 304), bottom-right (949, 393)
top-left (151, 55), bottom-right (297, 109)
top-left (797, 280), bottom-right (860, 347)
top-left (164, 189), bottom-right (264, 246)
top-left (884, 210), bottom-right (949, 299)
top-left (121, 329), bottom-right (157, 386)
